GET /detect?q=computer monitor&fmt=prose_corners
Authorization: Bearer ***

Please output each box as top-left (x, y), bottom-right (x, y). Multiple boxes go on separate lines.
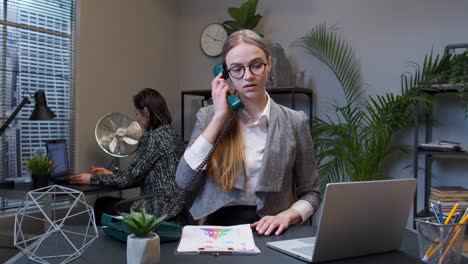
top-left (46, 139), bottom-right (70, 178)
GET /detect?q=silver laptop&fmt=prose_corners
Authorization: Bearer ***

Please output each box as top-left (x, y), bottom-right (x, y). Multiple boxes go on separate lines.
top-left (267, 179), bottom-right (416, 263)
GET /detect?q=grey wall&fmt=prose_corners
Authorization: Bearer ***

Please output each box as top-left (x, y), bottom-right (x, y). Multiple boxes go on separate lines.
top-left (75, 0), bottom-right (468, 211)
top-left (176, 0), bottom-right (468, 212)
top-left (76, 0), bottom-right (179, 171)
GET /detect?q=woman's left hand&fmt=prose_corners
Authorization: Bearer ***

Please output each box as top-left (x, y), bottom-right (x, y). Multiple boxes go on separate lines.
top-left (251, 209), bottom-right (302, 236)
top-left (68, 173), bottom-right (92, 185)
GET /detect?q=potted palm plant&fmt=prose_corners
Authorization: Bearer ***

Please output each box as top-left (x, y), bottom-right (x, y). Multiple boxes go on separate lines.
top-left (24, 154), bottom-right (55, 188)
top-left (121, 208), bottom-right (166, 264)
top-left (293, 23), bottom-right (447, 191)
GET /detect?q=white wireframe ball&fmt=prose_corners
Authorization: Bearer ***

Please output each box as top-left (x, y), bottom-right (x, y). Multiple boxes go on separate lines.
top-left (14, 185), bottom-right (98, 264)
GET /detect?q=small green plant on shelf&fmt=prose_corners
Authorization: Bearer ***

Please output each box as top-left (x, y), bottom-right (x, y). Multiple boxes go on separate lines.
top-left (121, 208), bottom-right (166, 238)
top-left (222, 0), bottom-right (262, 35)
top-left (24, 154), bottom-right (56, 176)
top-left (441, 50), bottom-right (468, 118)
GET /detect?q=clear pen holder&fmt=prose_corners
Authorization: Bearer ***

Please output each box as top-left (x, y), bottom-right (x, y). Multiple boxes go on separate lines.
top-left (415, 217), bottom-right (468, 264)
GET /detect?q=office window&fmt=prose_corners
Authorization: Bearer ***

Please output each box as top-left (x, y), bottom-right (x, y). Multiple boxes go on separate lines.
top-left (0, 0), bottom-right (76, 181)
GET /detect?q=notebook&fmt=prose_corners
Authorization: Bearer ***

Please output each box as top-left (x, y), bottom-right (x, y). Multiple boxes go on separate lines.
top-left (46, 139), bottom-right (72, 183)
top-left (266, 179), bottom-right (417, 263)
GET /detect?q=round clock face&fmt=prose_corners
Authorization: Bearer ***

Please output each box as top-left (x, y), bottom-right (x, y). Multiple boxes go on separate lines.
top-left (200, 23), bottom-right (228, 57)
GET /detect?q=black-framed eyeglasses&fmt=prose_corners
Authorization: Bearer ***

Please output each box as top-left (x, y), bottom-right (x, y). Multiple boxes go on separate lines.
top-left (227, 62), bottom-right (267, 79)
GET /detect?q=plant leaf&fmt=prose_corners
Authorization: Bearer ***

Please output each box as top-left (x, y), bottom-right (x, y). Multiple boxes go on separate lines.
top-left (245, 14), bottom-right (262, 30)
top-left (244, 0), bottom-right (259, 17)
top-left (227, 7), bottom-right (245, 25)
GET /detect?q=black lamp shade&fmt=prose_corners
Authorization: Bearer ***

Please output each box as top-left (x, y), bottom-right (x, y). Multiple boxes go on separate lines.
top-left (29, 90), bottom-right (56, 120)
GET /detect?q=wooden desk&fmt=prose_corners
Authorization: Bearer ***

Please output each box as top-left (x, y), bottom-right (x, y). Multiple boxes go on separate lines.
top-left (7, 226), bottom-right (428, 264)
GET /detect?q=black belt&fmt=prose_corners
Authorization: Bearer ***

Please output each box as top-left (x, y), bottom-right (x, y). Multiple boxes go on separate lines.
top-left (205, 205), bottom-right (260, 226)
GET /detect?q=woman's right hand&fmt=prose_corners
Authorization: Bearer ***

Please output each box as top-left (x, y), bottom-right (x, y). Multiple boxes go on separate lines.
top-left (211, 72), bottom-right (230, 120)
top-left (200, 73), bottom-right (233, 144)
top-left (91, 167), bottom-right (112, 175)
top-left (68, 173), bottom-right (91, 185)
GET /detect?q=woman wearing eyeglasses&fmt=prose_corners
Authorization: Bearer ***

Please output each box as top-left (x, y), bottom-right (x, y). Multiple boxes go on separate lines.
top-left (176, 30), bottom-right (321, 236)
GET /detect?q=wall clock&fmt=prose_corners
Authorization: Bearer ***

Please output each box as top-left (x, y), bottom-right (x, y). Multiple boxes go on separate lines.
top-left (200, 23), bottom-right (228, 57)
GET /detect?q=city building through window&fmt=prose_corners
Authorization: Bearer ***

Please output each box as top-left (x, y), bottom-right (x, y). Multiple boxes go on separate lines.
top-left (0, 0), bottom-right (76, 181)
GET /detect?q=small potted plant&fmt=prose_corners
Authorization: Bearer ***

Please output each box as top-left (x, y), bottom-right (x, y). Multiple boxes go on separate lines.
top-left (24, 154), bottom-right (55, 188)
top-left (121, 208), bottom-right (166, 264)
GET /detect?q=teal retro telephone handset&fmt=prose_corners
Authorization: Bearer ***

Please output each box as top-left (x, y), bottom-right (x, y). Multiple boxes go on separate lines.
top-left (212, 63), bottom-right (244, 111)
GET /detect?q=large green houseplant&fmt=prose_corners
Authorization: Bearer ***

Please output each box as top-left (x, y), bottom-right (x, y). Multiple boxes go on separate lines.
top-left (294, 23), bottom-right (447, 190)
top-left (437, 50), bottom-right (468, 117)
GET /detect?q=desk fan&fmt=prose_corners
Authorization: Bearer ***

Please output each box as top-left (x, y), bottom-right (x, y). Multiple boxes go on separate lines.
top-left (95, 113), bottom-right (143, 172)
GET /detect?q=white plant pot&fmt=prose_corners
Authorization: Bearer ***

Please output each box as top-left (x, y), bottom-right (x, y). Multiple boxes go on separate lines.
top-left (127, 233), bottom-right (160, 264)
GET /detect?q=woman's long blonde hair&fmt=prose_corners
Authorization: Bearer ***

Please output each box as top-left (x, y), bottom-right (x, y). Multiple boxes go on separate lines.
top-left (208, 30), bottom-right (270, 191)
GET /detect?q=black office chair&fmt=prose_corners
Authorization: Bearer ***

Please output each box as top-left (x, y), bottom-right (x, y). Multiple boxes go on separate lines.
top-left (113, 190), bottom-right (193, 226)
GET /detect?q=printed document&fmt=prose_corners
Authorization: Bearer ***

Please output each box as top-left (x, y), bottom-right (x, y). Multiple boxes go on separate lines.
top-left (177, 224), bottom-right (260, 254)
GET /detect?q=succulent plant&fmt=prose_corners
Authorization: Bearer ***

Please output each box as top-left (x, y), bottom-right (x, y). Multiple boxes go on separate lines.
top-left (121, 208), bottom-right (166, 238)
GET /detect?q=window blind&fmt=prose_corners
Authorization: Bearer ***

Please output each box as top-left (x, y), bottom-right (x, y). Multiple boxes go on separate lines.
top-left (0, 0), bottom-right (76, 181)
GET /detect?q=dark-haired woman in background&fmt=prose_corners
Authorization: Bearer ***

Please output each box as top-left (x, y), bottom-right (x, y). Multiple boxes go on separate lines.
top-left (70, 88), bottom-right (186, 225)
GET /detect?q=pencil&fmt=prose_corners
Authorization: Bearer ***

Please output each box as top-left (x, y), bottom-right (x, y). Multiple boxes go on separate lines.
top-left (424, 203), bottom-right (461, 261)
top-left (438, 213), bottom-right (468, 263)
top-left (444, 203), bottom-right (459, 225)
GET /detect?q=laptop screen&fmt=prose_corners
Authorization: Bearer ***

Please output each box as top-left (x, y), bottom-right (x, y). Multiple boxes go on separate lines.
top-left (46, 140), bottom-right (70, 178)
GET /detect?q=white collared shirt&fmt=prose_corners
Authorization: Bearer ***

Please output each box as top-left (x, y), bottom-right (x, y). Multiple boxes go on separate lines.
top-left (184, 93), bottom-right (313, 222)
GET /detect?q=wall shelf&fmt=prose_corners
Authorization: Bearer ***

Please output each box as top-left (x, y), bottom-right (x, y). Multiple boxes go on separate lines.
top-left (180, 87), bottom-right (313, 143)
top-left (413, 86), bottom-right (468, 223)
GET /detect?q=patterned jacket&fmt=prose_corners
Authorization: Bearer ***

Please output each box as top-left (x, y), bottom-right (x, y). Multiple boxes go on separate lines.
top-left (91, 124), bottom-right (186, 224)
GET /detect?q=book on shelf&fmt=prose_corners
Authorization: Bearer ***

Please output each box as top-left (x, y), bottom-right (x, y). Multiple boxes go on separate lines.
top-left (418, 141), bottom-right (463, 152)
top-left (430, 195), bottom-right (468, 204)
top-left (429, 198), bottom-right (468, 216)
top-left (429, 197), bottom-right (468, 209)
top-left (431, 186), bottom-right (468, 199)
top-left (431, 186), bottom-right (468, 194)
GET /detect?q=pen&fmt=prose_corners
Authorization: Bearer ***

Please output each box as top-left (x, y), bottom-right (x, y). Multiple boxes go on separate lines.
top-left (437, 201), bottom-right (444, 222)
top-left (423, 203), bottom-right (460, 260)
top-left (430, 203), bottom-right (442, 224)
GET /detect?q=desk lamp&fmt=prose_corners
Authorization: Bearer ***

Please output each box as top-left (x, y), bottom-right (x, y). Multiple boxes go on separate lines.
top-left (0, 89), bottom-right (56, 188)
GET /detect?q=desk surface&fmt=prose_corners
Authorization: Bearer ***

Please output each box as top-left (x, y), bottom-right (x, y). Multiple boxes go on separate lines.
top-left (8, 226), bottom-right (430, 264)
top-left (1, 182), bottom-right (123, 211)
top-left (11, 182), bottom-right (119, 193)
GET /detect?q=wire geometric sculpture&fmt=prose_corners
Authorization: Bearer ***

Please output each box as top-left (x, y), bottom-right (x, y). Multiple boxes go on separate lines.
top-left (14, 185), bottom-right (98, 264)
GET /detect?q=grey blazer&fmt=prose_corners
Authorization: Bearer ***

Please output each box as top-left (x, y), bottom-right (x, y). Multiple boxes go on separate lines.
top-left (176, 99), bottom-right (321, 220)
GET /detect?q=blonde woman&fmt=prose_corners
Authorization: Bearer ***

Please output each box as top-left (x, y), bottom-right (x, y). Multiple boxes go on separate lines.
top-left (176, 30), bottom-right (320, 236)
